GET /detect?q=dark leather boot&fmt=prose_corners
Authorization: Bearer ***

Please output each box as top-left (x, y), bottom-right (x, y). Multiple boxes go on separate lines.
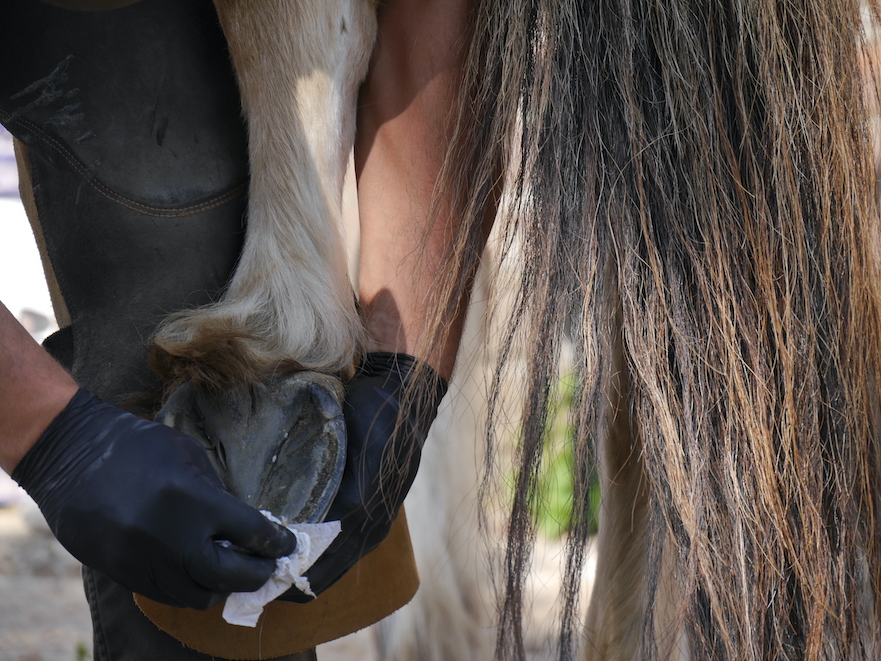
top-left (0, 0), bottom-right (248, 408)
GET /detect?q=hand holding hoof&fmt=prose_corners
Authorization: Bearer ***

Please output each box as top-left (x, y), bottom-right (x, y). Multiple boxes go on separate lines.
top-left (11, 389), bottom-right (296, 610)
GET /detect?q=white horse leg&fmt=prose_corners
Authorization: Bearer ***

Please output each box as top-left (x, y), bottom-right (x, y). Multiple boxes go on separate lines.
top-left (371, 259), bottom-right (494, 661)
top-left (152, 1), bottom-right (378, 385)
top-left (583, 309), bottom-right (648, 660)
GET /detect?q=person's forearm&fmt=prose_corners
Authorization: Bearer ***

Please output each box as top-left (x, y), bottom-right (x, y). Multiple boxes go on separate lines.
top-left (0, 301), bottom-right (78, 473)
top-left (354, 0), bottom-right (471, 381)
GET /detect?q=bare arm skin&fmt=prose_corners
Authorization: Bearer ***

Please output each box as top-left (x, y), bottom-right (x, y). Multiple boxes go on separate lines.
top-left (0, 300), bottom-right (78, 474)
top-left (355, 0), bottom-right (471, 381)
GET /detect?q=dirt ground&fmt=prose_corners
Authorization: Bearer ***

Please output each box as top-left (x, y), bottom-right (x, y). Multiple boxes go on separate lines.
top-left (0, 490), bottom-right (593, 661)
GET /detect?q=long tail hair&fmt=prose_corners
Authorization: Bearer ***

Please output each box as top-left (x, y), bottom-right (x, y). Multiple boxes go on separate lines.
top-left (422, 1), bottom-right (881, 658)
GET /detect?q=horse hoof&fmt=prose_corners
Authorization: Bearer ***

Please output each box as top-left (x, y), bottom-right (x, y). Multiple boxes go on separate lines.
top-left (156, 371), bottom-right (346, 524)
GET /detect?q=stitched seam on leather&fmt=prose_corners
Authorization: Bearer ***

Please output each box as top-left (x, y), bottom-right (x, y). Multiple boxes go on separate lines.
top-left (1, 112), bottom-right (249, 217)
top-left (83, 568), bottom-right (112, 661)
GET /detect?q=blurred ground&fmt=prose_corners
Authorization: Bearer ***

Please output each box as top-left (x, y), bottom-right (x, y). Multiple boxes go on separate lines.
top-left (0, 493), bottom-right (387, 661)
top-left (0, 496), bottom-right (585, 661)
top-left (0, 496), bottom-right (92, 661)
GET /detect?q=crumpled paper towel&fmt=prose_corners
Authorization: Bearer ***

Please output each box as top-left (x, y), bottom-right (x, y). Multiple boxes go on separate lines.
top-left (222, 511), bottom-right (341, 627)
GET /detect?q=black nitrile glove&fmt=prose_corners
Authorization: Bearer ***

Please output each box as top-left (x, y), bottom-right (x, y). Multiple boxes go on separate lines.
top-left (11, 388), bottom-right (296, 610)
top-left (282, 352), bottom-right (448, 601)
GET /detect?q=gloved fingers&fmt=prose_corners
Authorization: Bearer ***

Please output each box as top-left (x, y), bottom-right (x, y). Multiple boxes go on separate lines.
top-left (134, 575), bottom-right (223, 611)
top-left (187, 540), bottom-right (279, 596)
top-left (164, 583), bottom-right (225, 611)
top-left (210, 492), bottom-right (297, 559)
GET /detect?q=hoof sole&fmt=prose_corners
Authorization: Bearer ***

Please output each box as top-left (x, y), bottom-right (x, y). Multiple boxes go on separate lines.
top-left (157, 372), bottom-right (346, 523)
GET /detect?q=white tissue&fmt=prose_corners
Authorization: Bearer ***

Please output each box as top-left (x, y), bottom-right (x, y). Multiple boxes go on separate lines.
top-left (222, 512), bottom-right (341, 627)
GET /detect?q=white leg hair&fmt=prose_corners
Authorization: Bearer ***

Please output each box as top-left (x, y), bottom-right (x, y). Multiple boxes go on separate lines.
top-left (371, 258), bottom-right (494, 661)
top-left (583, 291), bottom-right (688, 661)
top-left (152, 1), bottom-right (378, 379)
top-left (583, 301), bottom-right (648, 661)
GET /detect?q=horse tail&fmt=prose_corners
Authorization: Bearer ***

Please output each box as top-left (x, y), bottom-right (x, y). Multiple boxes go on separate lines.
top-left (427, 1), bottom-right (881, 658)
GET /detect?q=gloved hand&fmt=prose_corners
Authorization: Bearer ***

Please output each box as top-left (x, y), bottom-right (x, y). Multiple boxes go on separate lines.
top-left (282, 352), bottom-right (448, 601)
top-left (11, 388), bottom-right (296, 610)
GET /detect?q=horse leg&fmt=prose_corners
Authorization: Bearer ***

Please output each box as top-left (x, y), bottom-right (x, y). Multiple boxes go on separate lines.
top-left (151, 0), bottom-right (379, 583)
top-left (583, 308), bottom-right (648, 660)
top-left (370, 253), bottom-right (494, 661)
top-left (583, 298), bottom-right (692, 661)
top-left (142, 2), bottom-right (384, 653)
top-left (152, 0), bottom-right (378, 388)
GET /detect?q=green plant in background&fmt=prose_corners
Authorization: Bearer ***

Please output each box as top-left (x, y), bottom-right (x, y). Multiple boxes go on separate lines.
top-left (74, 641), bottom-right (91, 661)
top-left (532, 373), bottom-right (600, 538)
